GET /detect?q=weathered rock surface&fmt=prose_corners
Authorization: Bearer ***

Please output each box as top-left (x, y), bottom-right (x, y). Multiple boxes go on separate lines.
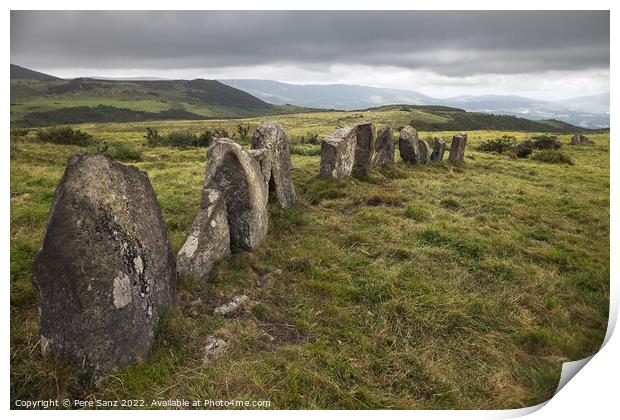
top-left (571, 133), bottom-right (594, 145)
top-left (203, 336), bottom-right (227, 364)
top-left (214, 295), bottom-right (249, 316)
top-left (320, 126), bottom-right (357, 178)
top-left (32, 154), bottom-right (176, 375)
top-left (353, 123), bottom-right (376, 174)
top-left (204, 138), bottom-right (269, 251)
top-left (248, 148), bottom-right (273, 193)
top-left (419, 139), bottom-right (431, 164)
top-left (177, 188), bottom-right (231, 280)
top-left (430, 137), bottom-right (446, 161)
top-left (373, 126), bottom-right (394, 166)
top-left (398, 126), bottom-right (421, 164)
top-left (252, 121), bottom-right (296, 208)
top-left (448, 133), bottom-right (468, 163)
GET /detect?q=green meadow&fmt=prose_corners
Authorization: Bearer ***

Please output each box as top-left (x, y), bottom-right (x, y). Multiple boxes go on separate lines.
top-left (10, 109), bottom-right (609, 409)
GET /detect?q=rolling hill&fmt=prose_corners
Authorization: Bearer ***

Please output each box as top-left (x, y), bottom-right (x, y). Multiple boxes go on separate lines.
top-left (220, 79), bottom-right (610, 129)
top-left (10, 64), bottom-right (59, 81)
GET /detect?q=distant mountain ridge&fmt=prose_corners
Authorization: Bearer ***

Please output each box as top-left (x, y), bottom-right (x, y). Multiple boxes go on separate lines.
top-left (220, 79), bottom-right (610, 129)
top-left (10, 64), bottom-right (59, 81)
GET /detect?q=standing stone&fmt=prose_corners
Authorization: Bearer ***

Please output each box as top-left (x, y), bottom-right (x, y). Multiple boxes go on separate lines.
top-left (320, 126), bottom-right (357, 178)
top-left (419, 139), bottom-right (431, 164)
top-left (572, 133), bottom-right (594, 145)
top-left (353, 123), bottom-right (376, 174)
top-left (398, 126), bottom-right (420, 164)
top-left (448, 133), bottom-right (468, 163)
top-left (204, 138), bottom-right (268, 251)
top-left (248, 148), bottom-right (273, 193)
top-left (177, 188), bottom-right (231, 280)
top-left (251, 121), bottom-right (296, 208)
top-left (373, 126), bottom-right (394, 166)
top-left (32, 154), bottom-right (175, 376)
top-left (430, 137), bottom-right (446, 161)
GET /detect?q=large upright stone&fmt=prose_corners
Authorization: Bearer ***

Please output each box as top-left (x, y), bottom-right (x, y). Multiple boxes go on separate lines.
top-left (177, 188), bottom-right (231, 280)
top-left (571, 133), bottom-right (594, 145)
top-left (204, 138), bottom-right (268, 251)
top-left (320, 126), bottom-right (357, 178)
top-left (398, 126), bottom-right (420, 164)
top-left (448, 133), bottom-right (468, 163)
top-left (32, 154), bottom-right (176, 375)
top-left (430, 137), bottom-right (446, 161)
top-left (373, 126), bottom-right (394, 166)
top-left (248, 148), bottom-right (273, 193)
top-left (251, 122), bottom-right (296, 208)
top-left (419, 139), bottom-right (431, 164)
top-left (353, 123), bottom-right (376, 174)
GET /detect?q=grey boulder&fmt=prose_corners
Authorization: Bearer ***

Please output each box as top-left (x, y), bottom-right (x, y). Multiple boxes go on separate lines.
top-left (32, 154), bottom-right (176, 376)
top-left (177, 188), bottom-right (231, 280)
top-left (248, 148), bottom-right (273, 193)
top-left (252, 121), bottom-right (296, 208)
top-left (320, 126), bottom-right (357, 178)
top-left (398, 126), bottom-right (421, 164)
top-left (373, 126), bottom-right (394, 166)
top-left (204, 138), bottom-right (269, 251)
top-left (419, 139), bottom-right (431, 164)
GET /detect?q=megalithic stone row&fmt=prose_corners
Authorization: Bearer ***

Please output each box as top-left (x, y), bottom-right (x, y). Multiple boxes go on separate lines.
top-left (430, 137), bottom-right (446, 161)
top-left (32, 154), bottom-right (176, 376)
top-left (320, 126), bottom-right (357, 178)
top-left (251, 121), bottom-right (296, 208)
top-left (448, 133), bottom-right (468, 163)
top-left (248, 148), bottom-right (273, 193)
top-left (373, 126), bottom-right (394, 166)
top-left (353, 123), bottom-right (376, 174)
top-left (398, 126), bottom-right (421, 164)
top-left (204, 138), bottom-right (269, 251)
top-left (419, 139), bottom-right (431, 164)
top-left (176, 188), bottom-right (231, 280)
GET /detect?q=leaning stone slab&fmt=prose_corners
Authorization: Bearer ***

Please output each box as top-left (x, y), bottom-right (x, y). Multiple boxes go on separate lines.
top-left (177, 188), bottom-right (231, 280)
top-left (448, 133), bottom-right (468, 163)
top-left (248, 148), bottom-right (273, 193)
top-left (373, 126), bottom-right (394, 166)
top-left (353, 123), bottom-right (376, 174)
top-left (252, 121), bottom-right (296, 208)
top-left (398, 126), bottom-right (421, 164)
top-left (204, 138), bottom-right (268, 251)
top-left (320, 126), bottom-right (357, 178)
top-left (419, 139), bottom-right (431, 164)
top-left (32, 154), bottom-right (176, 376)
top-left (430, 137), bottom-right (446, 161)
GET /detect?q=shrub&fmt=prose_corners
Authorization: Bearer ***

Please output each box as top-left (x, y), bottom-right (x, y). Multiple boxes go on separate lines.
top-left (96, 142), bottom-right (142, 162)
top-left (291, 144), bottom-right (321, 156)
top-left (300, 132), bottom-right (320, 145)
top-left (144, 127), bottom-right (163, 146)
top-left (36, 126), bottom-right (93, 146)
top-left (531, 150), bottom-right (574, 165)
top-left (531, 135), bottom-right (561, 150)
top-left (196, 128), bottom-right (235, 147)
top-left (476, 135), bottom-right (515, 154)
top-left (165, 130), bottom-right (196, 147)
top-left (10, 128), bottom-right (29, 137)
top-left (515, 140), bottom-right (534, 158)
top-left (235, 124), bottom-right (251, 142)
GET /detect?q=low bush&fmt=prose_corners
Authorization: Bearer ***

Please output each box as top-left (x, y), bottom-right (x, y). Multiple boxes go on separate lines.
top-left (95, 142), bottom-right (142, 162)
top-left (531, 150), bottom-right (574, 165)
top-left (476, 135), bottom-right (515, 154)
top-left (36, 126), bottom-right (93, 146)
top-left (144, 128), bottom-right (235, 148)
top-left (291, 144), bottom-right (321, 156)
top-left (515, 140), bottom-right (534, 158)
top-left (531, 135), bottom-right (561, 150)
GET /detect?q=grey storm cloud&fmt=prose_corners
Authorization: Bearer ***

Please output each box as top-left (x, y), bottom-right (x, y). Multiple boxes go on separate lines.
top-left (10, 10), bottom-right (609, 76)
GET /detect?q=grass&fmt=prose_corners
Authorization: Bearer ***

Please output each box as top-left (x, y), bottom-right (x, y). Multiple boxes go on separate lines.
top-left (9, 111), bottom-right (609, 409)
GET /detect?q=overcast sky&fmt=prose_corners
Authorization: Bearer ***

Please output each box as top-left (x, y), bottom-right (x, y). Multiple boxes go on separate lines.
top-left (10, 10), bottom-right (609, 100)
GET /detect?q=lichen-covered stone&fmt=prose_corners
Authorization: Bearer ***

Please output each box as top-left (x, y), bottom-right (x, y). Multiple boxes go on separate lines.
top-left (419, 139), bottom-right (431, 164)
top-left (398, 126), bottom-right (420, 164)
top-left (248, 148), bottom-right (273, 193)
top-left (571, 133), bottom-right (594, 145)
top-left (177, 188), bottom-right (231, 280)
top-left (32, 154), bottom-right (175, 376)
top-left (430, 137), bottom-right (446, 161)
top-left (252, 121), bottom-right (296, 208)
top-left (373, 126), bottom-right (394, 166)
top-left (320, 126), bottom-right (357, 178)
top-left (353, 123), bottom-right (376, 174)
top-left (204, 138), bottom-right (268, 251)
top-left (448, 133), bottom-right (468, 163)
